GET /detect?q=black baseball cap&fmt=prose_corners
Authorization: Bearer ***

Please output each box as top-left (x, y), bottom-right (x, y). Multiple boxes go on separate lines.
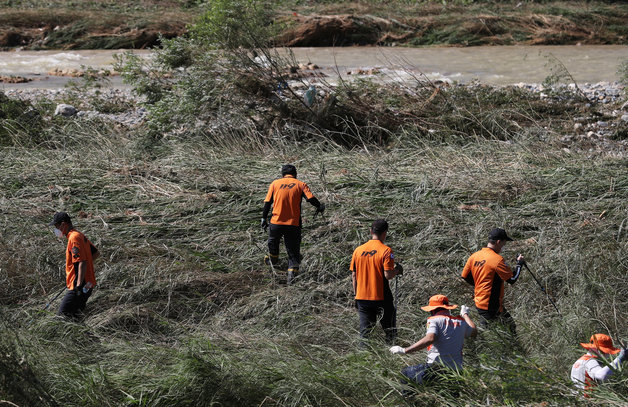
top-left (489, 228), bottom-right (513, 241)
top-left (371, 219), bottom-right (389, 234)
top-left (48, 212), bottom-right (71, 226)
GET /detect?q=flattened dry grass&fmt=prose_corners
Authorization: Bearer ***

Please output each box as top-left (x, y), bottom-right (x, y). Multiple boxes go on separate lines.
top-left (1, 76), bottom-right (627, 406)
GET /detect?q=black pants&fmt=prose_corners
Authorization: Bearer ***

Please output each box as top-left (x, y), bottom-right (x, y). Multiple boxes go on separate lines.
top-left (356, 299), bottom-right (396, 344)
top-left (268, 223), bottom-right (301, 269)
top-left (401, 363), bottom-right (445, 385)
top-left (58, 288), bottom-right (92, 319)
top-left (477, 307), bottom-right (517, 334)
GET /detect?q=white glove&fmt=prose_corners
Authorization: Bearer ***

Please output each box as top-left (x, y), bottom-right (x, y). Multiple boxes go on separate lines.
top-left (389, 346), bottom-right (405, 354)
top-left (460, 305), bottom-right (469, 317)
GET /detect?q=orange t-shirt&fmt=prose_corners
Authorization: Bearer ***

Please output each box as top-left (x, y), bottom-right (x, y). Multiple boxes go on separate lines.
top-left (461, 247), bottom-right (513, 312)
top-left (264, 175), bottom-right (315, 226)
top-left (350, 239), bottom-right (395, 301)
top-left (65, 229), bottom-right (97, 290)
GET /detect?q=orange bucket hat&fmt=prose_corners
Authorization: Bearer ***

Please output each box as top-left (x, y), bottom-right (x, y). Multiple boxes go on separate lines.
top-left (421, 294), bottom-right (458, 312)
top-left (580, 334), bottom-right (620, 355)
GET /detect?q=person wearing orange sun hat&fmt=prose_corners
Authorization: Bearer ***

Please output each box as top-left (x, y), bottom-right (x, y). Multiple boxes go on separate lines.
top-left (389, 294), bottom-right (477, 385)
top-left (570, 333), bottom-right (626, 397)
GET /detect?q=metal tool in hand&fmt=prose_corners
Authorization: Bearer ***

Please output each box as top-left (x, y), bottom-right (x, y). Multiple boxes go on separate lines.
top-left (394, 263), bottom-right (403, 313)
top-left (43, 286), bottom-right (66, 311)
top-left (522, 261), bottom-right (561, 315)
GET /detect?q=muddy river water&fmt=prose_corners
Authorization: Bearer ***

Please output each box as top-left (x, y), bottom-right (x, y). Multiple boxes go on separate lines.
top-left (1, 45), bottom-right (626, 89)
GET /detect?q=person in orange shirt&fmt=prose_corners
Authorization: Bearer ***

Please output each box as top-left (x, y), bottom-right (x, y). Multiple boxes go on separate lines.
top-left (350, 219), bottom-right (402, 345)
top-left (49, 212), bottom-right (99, 319)
top-left (461, 228), bottom-right (524, 331)
top-left (262, 165), bottom-right (324, 281)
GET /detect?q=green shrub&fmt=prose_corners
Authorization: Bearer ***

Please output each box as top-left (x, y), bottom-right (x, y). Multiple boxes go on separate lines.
top-left (0, 92), bottom-right (45, 146)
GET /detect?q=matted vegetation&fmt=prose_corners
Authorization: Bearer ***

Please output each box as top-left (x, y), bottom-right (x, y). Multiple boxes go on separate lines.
top-left (1, 1), bottom-right (628, 406)
top-left (1, 88), bottom-right (627, 405)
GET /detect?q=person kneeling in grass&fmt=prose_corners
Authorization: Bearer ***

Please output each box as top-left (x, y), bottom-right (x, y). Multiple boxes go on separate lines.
top-left (571, 333), bottom-right (627, 397)
top-left (390, 295), bottom-right (477, 385)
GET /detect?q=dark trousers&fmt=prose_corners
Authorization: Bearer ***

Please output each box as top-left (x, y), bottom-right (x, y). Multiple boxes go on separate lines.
top-left (267, 224), bottom-right (301, 269)
top-left (477, 307), bottom-right (517, 334)
top-left (58, 288), bottom-right (92, 319)
top-left (401, 363), bottom-right (444, 385)
top-left (356, 299), bottom-right (396, 344)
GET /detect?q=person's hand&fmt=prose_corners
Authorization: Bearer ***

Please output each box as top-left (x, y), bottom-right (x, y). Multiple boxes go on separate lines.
top-left (516, 254), bottom-right (525, 265)
top-left (394, 263), bottom-right (403, 276)
top-left (460, 305), bottom-right (470, 317)
top-left (261, 218), bottom-right (268, 232)
top-left (389, 346), bottom-right (406, 354)
top-left (75, 284), bottom-right (84, 297)
top-left (315, 203), bottom-right (325, 216)
top-left (618, 348), bottom-right (626, 364)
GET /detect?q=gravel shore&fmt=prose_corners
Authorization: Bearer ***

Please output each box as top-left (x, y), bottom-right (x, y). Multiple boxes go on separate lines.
top-left (3, 82), bottom-right (627, 140)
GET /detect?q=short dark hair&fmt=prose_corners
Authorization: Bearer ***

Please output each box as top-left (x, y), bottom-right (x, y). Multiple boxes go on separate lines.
top-left (281, 164), bottom-right (297, 177)
top-left (371, 219), bottom-right (389, 235)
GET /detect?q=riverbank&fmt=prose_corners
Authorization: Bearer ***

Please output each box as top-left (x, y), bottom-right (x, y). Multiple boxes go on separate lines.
top-left (1, 1), bottom-right (627, 50)
top-left (4, 79), bottom-right (627, 152)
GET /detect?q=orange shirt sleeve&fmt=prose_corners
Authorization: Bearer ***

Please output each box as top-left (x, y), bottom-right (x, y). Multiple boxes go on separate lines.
top-left (495, 258), bottom-right (513, 281)
top-left (68, 233), bottom-right (87, 263)
top-left (461, 256), bottom-right (473, 279)
top-left (383, 247), bottom-right (395, 271)
top-left (350, 250), bottom-right (356, 272)
top-left (300, 181), bottom-right (314, 200)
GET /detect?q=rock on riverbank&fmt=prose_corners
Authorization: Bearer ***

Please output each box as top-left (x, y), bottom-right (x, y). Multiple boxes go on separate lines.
top-left (4, 88), bottom-right (147, 127)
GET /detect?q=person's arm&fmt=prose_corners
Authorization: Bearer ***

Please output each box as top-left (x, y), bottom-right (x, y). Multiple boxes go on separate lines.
top-left (390, 318), bottom-right (438, 355)
top-left (459, 305), bottom-right (477, 337)
top-left (301, 183), bottom-right (323, 209)
top-left (585, 349), bottom-right (627, 382)
top-left (506, 254), bottom-right (525, 284)
top-left (262, 181), bottom-right (275, 219)
top-left (384, 268), bottom-right (399, 280)
top-left (262, 201), bottom-right (272, 220)
top-left (383, 249), bottom-right (399, 280)
top-left (461, 257), bottom-right (475, 286)
top-left (261, 185), bottom-right (273, 231)
top-left (90, 243), bottom-right (100, 261)
top-left (586, 360), bottom-right (614, 382)
top-left (462, 313), bottom-right (478, 338)
top-left (76, 261), bottom-right (86, 287)
top-left (495, 258), bottom-right (515, 284)
top-left (351, 271), bottom-right (357, 297)
top-left (403, 333), bottom-right (436, 354)
top-left (307, 196), bottom-right (321, 209)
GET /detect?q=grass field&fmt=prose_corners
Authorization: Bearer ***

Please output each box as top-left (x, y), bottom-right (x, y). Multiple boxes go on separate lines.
top-left (1, 62), bottom-right (628, 405)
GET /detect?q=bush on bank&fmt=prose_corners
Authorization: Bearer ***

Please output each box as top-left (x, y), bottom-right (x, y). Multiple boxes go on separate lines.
top-left (116, 0), bottom-right (589, 149)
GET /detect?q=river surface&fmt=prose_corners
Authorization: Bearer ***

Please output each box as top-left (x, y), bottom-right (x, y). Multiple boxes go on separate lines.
top-left (1, 45), bottom-right (626, 90)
